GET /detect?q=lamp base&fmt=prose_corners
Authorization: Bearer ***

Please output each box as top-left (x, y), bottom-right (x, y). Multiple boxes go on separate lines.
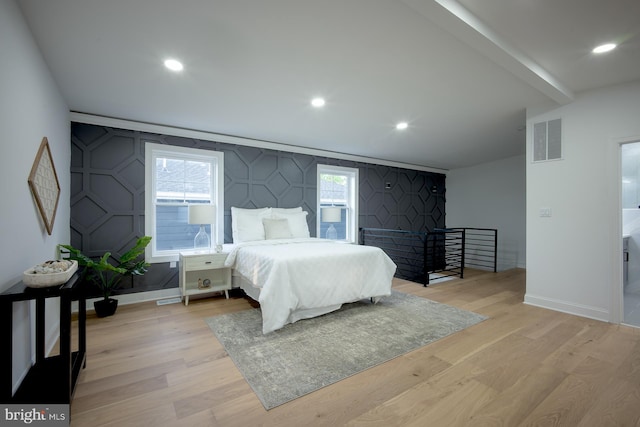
top-left (326, 224), bottom-right (338, 240)
top-left (194, 225), bottom-right (211, 250)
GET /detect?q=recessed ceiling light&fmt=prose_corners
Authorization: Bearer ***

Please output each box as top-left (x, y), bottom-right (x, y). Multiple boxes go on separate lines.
top-left (164, 59), bottom-right (184, 72)
top-left (592, 43), bottom-right (617, 54)
top-left (396, 122), bottom-right (408, 130)
top-left (311, 97), bottom-right (325, 108)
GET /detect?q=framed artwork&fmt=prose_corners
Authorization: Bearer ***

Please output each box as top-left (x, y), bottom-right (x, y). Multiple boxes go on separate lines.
top-left (28, 137), bottom-right (60, 235)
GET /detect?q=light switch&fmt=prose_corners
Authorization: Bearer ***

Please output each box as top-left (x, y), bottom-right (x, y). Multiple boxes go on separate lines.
top-left (170, 261), bottom-right (177, 268)
top-left (539, 208), bottom-right (552, 217)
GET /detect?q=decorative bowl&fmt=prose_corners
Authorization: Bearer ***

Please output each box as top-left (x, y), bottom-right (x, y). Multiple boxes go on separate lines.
top-left (23, 260), bottom-right (78, 288)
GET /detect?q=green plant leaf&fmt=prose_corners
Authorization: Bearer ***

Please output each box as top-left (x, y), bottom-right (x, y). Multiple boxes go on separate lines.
top-left (118, 236), bottom-right (151, 275)
top-left (58, 244), bottom-right (95, 267)
top-left (57, 236), bottom-right (151, 300)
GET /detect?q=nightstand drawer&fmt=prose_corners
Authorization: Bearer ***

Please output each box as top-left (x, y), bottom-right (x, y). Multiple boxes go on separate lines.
top-left (182, 254), bottom-right (227, 270)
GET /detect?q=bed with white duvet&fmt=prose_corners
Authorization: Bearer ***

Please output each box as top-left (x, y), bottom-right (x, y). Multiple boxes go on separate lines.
top-left (225, 238), bottom-right (397, 334)
top-left (226, 206), bottom-right (397, 333)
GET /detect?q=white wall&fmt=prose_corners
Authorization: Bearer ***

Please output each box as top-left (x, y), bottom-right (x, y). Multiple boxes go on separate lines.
top-left (0, 0), bottom-right (70, 393)
top-left (526, 80), bottom-right (640, 322)
top-left (447, 155), bottom-right (526, 271)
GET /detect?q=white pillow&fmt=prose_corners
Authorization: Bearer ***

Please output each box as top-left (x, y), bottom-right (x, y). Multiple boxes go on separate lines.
top-left (231, 207), bottom-right (271, 243)
top-left (273, 211), bottom-right (310, 238)
top-left (263, 218), bottom-right (293, 240)
top-left (271, 207), bottom-right (303, 215)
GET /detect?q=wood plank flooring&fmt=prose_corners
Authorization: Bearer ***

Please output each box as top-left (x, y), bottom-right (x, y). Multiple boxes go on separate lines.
top-left (67, 269), bottom-right (640, 426)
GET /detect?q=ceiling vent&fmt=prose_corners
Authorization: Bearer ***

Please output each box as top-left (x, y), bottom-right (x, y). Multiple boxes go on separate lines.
top-left (533, 118), bottom-right (562, 162)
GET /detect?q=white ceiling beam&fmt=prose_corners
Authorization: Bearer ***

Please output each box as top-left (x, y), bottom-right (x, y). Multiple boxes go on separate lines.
top-left (401, 0), bottom-right (574, 105)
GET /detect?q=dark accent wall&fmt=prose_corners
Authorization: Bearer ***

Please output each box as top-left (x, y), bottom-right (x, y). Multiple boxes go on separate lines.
top-left (70, 123), bottom-right (446, 295)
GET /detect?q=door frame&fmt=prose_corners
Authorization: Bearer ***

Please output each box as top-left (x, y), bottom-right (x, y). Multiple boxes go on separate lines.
top-left (611, 135), bottom-right (640, 325)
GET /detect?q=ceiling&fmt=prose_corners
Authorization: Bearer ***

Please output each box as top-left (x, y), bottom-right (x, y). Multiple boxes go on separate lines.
top-left (17, 0), bottom-right (640, 171)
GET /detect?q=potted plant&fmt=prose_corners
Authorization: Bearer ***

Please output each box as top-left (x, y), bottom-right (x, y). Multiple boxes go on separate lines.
top-left (58, 236), bottom-right (152, 317)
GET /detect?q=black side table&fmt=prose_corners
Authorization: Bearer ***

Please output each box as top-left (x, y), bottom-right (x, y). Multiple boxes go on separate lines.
top-left (0, 273), bottom-right (86, 404)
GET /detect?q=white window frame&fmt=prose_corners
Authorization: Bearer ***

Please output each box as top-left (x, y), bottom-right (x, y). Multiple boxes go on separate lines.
top-left (317, 164), bottom-right (359, 243)
top-left (145, 142), bottom-right (224, 263)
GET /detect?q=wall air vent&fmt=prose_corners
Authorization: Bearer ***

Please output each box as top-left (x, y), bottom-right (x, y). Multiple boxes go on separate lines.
top-left (533, 118), bottom-right (562, 162)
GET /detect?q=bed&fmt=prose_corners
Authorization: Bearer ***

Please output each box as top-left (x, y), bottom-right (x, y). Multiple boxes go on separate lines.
top-left (225, 207), bottom-right (397, 333)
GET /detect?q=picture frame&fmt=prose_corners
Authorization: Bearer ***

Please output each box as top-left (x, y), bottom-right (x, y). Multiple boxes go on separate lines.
top-left (28, 137), bottom-right (61, 235)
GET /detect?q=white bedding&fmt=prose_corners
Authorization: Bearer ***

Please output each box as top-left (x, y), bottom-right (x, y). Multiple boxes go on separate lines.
top-left (224, 238), bottom-right (397, 333)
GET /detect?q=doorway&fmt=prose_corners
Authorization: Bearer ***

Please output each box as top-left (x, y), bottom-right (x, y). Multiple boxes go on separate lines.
top-left (621, 141), bottom-right (640, 327)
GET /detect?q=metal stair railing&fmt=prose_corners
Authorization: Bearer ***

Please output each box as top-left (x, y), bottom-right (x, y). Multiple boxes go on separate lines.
top-left (360, 227), bottom-right (497, 286)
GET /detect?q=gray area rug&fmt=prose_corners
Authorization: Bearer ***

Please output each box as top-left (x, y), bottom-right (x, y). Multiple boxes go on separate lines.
top-left (205, 291), bottom-right (486, 410)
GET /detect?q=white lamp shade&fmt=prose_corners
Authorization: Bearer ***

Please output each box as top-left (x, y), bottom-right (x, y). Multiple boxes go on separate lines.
top-left (322, 207), bottom-right (342, 223)
top-left (188, 204), bottom-right (216, 225)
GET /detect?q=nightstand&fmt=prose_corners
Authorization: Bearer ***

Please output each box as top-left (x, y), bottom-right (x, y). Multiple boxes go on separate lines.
top-left (179, 252), bottom-right (232, 305)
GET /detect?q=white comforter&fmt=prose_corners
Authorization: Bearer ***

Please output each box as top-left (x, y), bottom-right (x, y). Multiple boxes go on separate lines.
top-left (224, 238), bottom-right (397, 333)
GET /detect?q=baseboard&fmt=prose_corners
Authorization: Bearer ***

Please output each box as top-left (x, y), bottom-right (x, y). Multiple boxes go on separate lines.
top-left (72, 288), bottom-right (181, 313)
top-left (524, 293), bottom-right (610, 322)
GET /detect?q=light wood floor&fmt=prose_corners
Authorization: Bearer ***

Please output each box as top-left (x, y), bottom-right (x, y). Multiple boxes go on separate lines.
top-left (68, 269), bottom-right (640, 426)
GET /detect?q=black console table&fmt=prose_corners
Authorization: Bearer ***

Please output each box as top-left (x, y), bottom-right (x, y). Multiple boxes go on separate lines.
top-left (0, 273), bottom-right (86, 404)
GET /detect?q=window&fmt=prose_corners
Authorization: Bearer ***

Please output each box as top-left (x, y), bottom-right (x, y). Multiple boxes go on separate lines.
top-left (317, 164), bottom-right (358, 243)
top-left (145, 143), bottom-right (224, 262)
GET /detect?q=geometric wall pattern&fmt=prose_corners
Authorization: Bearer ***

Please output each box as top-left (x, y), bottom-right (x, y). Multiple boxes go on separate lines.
top-left (70, 122), bottom-right (446, 295)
